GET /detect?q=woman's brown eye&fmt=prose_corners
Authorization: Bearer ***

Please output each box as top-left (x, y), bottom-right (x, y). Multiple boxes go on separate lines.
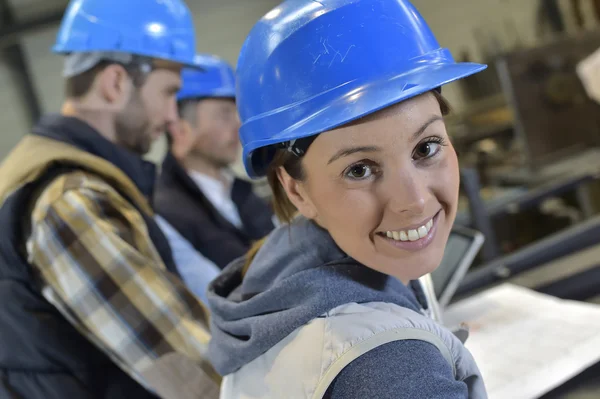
top-left (413, 141), bottom-right (442, 160)
top-left (415, 142), bottom-right (432, 158)
top-left (345, 164), bottom-right (373, 180)
top-left (350, 165), bottom-right (367, 178)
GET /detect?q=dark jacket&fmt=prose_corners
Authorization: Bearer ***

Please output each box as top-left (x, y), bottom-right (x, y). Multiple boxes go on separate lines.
top-left (155, 152), bottom-right (274, 269)
top-left (0, 115), bottom-right (175, 398)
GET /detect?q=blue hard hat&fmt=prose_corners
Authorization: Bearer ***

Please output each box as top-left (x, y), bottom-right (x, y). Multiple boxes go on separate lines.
top-left (53, 0), bottom-right (197, 67)
top-left (177, 54), bottom-right (236, 101)
top-left (238, 0), bottom-right (487, 178)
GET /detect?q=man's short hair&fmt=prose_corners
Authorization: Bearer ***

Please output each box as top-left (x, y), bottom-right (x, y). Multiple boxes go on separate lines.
top-left (177, 98), bottom-right (201, 125)
top-left (65, 61), bottom-right (111, 98)
top-left (64, 55), bottom-right (152, 99)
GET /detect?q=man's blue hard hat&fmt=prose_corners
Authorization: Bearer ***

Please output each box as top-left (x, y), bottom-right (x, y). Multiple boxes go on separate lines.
top-left (177, 54), bottom-right (236, 101)
top-left (53, 0), bottom-right (197, 67)
top-left (237, 0), bottom-right (487, 178)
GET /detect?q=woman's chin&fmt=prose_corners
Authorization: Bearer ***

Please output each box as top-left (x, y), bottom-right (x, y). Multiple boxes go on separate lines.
top-left (368, 232), bottom-right (448, 282)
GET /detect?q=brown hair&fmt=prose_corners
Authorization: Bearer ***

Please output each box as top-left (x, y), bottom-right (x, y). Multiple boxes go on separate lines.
top-left (242, 90), bottom-right (450, 275)
top-left (242, 149), bottom-right (305, 274)
top-left (65, 61), bottom-right (111, 98)
top-left (65, 60), bottom-right (151, 99)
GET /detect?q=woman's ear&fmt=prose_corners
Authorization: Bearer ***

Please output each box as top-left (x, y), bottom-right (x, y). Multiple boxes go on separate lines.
top-left (277, 166), bottom-right (318, 220)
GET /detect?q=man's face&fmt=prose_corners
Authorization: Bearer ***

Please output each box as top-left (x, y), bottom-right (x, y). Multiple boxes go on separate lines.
top-left (185, 98), bottom-right (241, 168)
top-left (115, 64), bottom-right (181, 155)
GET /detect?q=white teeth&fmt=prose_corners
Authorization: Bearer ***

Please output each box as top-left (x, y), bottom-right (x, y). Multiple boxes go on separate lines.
top-left (383, 217), bottom-right (434, 242)
top-left (408, 229), bottom-right (419, 241)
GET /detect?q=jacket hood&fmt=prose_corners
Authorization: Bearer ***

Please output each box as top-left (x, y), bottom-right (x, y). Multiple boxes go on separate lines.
top-left (207, 217), bottom-right (427, 375)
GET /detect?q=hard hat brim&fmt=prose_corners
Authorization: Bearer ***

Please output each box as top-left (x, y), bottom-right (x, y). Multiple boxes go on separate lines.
top-left (242, 61), bottom-right (487, 178)
top-left (176, 92), bottom-right (236, 102)
top-left (52, 46), bottom-right (203, 70)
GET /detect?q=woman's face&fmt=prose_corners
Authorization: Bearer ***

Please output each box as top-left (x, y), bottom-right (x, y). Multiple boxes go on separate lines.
top-left (281, 93), bottom-right (459, 283)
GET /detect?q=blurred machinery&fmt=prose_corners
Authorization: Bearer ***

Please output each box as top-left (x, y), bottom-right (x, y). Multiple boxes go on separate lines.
top-left (494, 29), bottom-right (600, 182)
top-left (453, 30), bottom-right (600, 301)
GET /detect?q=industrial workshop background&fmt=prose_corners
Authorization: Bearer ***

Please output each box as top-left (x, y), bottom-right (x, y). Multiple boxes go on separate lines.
top-left (1, 0), bottom-right (590, 163)
top-left (5, 0), bottom-right (600, 398)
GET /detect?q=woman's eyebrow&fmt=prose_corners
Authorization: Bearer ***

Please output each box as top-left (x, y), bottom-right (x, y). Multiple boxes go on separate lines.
top-left (326, 115), bottom-right (443, 165)
top-left (411, 115), bottom-right (443, 141)
top-left (327, 145), bottom-right (381, 165)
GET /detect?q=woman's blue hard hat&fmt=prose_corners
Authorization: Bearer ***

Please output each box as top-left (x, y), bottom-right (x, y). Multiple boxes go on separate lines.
top-left (237, 0), bottom-right (487, 178)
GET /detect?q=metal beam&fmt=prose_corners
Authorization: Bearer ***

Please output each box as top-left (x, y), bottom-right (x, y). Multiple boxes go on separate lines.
top-left (536, 266), bottom-right (600, 301)
top-left (0, 0), bottom-right (49, 125)
top-left (456, 172), bottom-right (597, 226)
top-left (460, 168), bottom-right (501, 262)
top-left (0, 10), bottom-right (64, 50)
top-left (457, 214), bottom-right (600, 296)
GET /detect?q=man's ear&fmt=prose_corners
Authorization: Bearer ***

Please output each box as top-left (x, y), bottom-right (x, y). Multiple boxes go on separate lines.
top-left (97, 64), bottom-right (131, 107)
top-left (277, 166), bottom-right (318, 220)
top-left (169, 119), bottom-right (194, 160)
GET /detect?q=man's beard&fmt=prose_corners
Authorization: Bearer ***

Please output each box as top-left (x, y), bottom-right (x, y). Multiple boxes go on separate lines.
top-left (114, 92), bottom-right (154, 155)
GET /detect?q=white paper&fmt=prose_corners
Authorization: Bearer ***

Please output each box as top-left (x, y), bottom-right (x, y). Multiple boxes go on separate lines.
top-left (444, 284), bottom-right (600, 399)
top-left (577, 46), bottom-right (600, 104)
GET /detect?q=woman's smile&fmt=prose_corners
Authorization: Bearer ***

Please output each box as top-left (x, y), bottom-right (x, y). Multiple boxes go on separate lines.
top-left (375, 209), bottom-right (443, 252)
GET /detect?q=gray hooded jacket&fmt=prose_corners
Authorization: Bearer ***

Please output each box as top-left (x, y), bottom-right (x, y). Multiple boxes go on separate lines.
top-left (208, 217), bottom-right (487, 398)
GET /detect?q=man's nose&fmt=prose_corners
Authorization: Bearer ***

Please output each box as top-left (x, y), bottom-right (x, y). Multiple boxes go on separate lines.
top-left (166, 97), bottom-right (179, 124)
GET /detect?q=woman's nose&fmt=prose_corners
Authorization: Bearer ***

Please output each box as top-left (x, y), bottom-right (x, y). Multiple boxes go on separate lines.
top-left (386, 171), bottom-right (428, 216)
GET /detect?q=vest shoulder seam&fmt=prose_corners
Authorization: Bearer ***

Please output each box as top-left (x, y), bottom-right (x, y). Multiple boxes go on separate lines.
top-left (312, 326), bottom-right (455, 399)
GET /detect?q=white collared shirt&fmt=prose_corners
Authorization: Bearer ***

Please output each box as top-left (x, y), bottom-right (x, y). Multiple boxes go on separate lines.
top-left (188, 169), bottom-right (244, 229)
top-left (154, 215), bottom-right (220, 303)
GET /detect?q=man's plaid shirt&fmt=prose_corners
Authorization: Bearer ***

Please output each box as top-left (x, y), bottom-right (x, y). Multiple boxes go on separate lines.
top-left (26, 169), bottom-right (219, 397)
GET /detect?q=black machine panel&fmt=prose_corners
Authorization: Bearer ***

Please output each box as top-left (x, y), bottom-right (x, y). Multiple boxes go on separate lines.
top-left (497, 31), bottom-right (600, 169)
